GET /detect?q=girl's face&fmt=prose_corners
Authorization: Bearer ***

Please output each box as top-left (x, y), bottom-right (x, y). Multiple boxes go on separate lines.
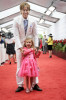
top-left (25, 40), bottom-right (32, 48)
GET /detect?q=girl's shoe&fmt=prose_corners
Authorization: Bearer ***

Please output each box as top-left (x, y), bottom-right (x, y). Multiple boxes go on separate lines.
top-left (14, 61), bottom-right (17, 63)
top-left (26, 88), bottom-right (30, 93)
top-left (30, 87), bottom-right (33, 92)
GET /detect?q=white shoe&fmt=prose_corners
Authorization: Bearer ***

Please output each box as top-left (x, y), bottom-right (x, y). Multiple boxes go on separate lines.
top-left (0, 64), bottom-right (4, 66)
top-left (26, 88), bottom-right (30, 93)
top-left (30, 87), bottom-right (33, 92)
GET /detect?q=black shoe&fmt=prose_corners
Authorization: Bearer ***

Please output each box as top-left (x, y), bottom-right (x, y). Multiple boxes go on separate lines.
top-left (14, 61), bottom-right (17, 64)
top-left (15, 87), bottom-right (24, 92)
top-left (49, 56), bottom-right (52, 58)
top-left (9, 62), bottom-right (11, 64)
top-left (33, 84), bottom-right (42, 91)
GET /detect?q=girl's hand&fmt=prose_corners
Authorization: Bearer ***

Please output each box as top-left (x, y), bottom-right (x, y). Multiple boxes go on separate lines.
top-left (19, 48), bottom-right (24, 53)
top-left (31, 48), bottom-right (33, 50)
top-left (22, 49), bottom-right (24, 54)
top-left (34, 48), bottom-right (37, 52)
top-left (33, 48), bottom-right (37, 54)
top-left (38, 49), bottom-right (41, 52)
top-left (19, 48), bottom-right (22, 52)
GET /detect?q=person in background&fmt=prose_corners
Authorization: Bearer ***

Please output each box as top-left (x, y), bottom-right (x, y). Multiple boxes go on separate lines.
top-left (0, 33), bottom-right (4, 66)
top-left (42, 35), bottom-right (48, 54)
top-left (18, 38), bottom-right (41, 93)
top-left (2, 34), bottom-right (6, 49)
top-left (46, 34), bottom-right (53, 58)
top-left (1, 34), bottom-right (7, 63)
top-left (0, 33), bottom-right (4, 43)
top-left (5, 33), bottom-right (16, 64)
top-left (13, 2), bottom-right (42, 92)
top-left (39, 38), bottom-right (42, 50)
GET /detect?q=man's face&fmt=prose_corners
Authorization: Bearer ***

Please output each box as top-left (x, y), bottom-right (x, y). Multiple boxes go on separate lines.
top-left (21, 6), bottom-right (30, 19)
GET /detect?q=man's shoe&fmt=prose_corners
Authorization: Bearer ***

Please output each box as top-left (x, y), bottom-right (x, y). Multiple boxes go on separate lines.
top-left (15, 87), bottom-right (24, 92)
top-left (49, 56), bottom-right (52, 58)
top-left (9, 62), bottom-right (11, 64)
top-left (33, 84), bottom-right (42, 91)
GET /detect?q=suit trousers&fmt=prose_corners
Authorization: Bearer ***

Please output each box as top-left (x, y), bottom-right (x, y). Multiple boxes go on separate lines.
top-left (16, 49), bottom-right (39, 87)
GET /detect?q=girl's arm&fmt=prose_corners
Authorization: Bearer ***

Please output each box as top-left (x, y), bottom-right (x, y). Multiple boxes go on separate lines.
top-left (23, 48), bottom-right (33, 56)
top-left (35, 50), bottom-right (41, 58)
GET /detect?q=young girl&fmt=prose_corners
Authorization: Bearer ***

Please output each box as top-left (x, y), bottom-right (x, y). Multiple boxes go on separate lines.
top-left (18, 38), bottom-right (41, 93)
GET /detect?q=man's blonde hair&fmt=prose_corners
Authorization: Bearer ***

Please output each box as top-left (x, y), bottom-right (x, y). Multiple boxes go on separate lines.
top-left (20, 2), bottom-right (30, 11)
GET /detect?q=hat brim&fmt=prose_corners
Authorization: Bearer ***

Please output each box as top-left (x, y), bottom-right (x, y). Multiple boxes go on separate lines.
top-left (48, 35), bottom-right (53, 37)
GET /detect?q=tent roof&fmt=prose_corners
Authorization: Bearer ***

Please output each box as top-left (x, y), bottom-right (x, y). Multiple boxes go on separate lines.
top-left (0, 0), bottom-right (66, 29)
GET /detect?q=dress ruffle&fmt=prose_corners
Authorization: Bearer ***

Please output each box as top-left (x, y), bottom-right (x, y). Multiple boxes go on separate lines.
top-left (18, 58), bottom-right (38, 77)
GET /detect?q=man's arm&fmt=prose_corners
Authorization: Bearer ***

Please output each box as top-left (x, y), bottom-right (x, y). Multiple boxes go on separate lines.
top-left (13, 18), bottom-right (22, 50)
top-left (33, 21), bottom-right (39, 48)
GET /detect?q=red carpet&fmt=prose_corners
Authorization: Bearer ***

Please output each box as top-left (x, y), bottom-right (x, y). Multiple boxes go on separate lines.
top-left (0, 52), bottom-right (66, 100)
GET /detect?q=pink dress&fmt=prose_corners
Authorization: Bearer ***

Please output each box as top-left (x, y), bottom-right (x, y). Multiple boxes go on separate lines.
top-left (18, 47), bottom-right (41, 77)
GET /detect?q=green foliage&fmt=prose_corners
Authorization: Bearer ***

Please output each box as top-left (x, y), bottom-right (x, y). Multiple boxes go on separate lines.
top-left (62, 44), bottom-right (66, 52)
top-left (38, 34), bottom-right (43, 39)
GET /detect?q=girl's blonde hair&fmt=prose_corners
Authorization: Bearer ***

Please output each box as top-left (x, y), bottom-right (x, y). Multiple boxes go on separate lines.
top-left (24, 38), bottom-right (34, 48)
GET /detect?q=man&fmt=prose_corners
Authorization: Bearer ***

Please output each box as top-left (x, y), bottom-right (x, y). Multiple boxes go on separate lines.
top-left (13, 2), bottom-right (42, 92)
top-left (42, 35), bottom-right (48, 54)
